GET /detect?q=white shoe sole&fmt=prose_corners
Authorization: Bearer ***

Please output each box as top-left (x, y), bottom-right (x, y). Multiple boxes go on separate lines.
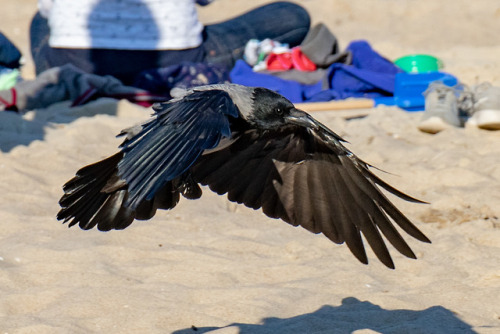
top-left (469, 109), bottom-right (500, 130)
top-left (418, 116), bottom-right (455, 134)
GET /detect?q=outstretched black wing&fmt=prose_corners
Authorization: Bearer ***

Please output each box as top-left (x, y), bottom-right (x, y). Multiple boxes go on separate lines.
top-left (191, 125), bottom-right (430, 268)
top-left (58, 89), bottom-right (239, 230)
top-left (118, 89), bottom-right (239, 209)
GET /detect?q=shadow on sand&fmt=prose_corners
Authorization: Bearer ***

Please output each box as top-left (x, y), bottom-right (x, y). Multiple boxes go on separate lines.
top-left (0, 98), bottom-right (121, 152)
top-left (173, 297), bottom-right (479, 334)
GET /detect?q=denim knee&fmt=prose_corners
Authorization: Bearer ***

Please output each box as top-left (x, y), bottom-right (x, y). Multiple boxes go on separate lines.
top-left (267, 1), bottom-right (311, 31)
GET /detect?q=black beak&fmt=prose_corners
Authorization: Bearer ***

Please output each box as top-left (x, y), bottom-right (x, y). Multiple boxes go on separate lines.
top-left (285, 108), bottom-right (347, 143)
top-left (285, 108), bottom-right (319, 129)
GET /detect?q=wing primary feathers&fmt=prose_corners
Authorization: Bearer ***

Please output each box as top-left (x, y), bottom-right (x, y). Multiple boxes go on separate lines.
top-left (117, 89), bottom-right (239, 210)
top-left (334, 164), bottom-right (395, 268)
top-left (360, 162), bottom-right (428, 204)
top-left (369, 205), bottom-right (417, 259)
top-left (308, 159), bottom-right (341, 243)
top-left (339, 155), bottom-right (426, 256)
top-left (323, 162), bottom-right (368, 264)
top-left (341, 156), bottom-right (431, 244)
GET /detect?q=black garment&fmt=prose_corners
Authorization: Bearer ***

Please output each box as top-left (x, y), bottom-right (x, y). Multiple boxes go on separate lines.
top-left (0, 32), bottom-right (22, 69)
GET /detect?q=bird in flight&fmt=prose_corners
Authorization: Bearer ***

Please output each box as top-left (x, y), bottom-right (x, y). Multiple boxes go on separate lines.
top-left (58, 84), bottom-right (430, 269)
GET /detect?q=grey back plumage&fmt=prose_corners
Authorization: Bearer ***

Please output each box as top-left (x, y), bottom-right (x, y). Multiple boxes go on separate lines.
top-left (170, 84), bottom-right (256, 119)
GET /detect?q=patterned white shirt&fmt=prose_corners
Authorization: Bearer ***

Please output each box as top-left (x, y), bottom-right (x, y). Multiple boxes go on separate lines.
top-left (43, 0), bottom-right (213, 50)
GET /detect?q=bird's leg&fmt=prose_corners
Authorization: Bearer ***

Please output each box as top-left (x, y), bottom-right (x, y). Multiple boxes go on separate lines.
top-left (174, 174), bottom-right (202, 200)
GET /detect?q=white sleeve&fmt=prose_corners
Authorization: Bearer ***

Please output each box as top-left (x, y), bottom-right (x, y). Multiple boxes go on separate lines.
top-left (38, 0), bottom-right (53, 18)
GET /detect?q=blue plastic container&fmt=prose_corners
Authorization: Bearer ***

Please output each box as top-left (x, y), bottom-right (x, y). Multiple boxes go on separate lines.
top-left (393, 71), bottom-right (458, 111)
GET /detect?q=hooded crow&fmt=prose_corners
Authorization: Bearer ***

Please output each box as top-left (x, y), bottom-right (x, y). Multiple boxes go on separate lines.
top-left (58, 83), bottom-right (430, 268)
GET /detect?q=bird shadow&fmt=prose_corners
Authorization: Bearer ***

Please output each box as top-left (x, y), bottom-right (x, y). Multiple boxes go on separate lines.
top-left (0, 98), bottom-right (121, 152)
top-left (173, 297), bottom-right (480, 334)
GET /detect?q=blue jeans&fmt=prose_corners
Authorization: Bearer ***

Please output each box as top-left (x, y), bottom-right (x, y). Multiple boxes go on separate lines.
top-left (30, 1), bottom-right (310, 85)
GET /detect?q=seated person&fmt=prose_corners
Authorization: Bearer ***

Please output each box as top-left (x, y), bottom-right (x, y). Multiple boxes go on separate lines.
top-left (31, 0), bottom-right (310, 85)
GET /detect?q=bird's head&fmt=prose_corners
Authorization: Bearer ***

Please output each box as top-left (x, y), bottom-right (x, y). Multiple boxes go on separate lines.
top-left (249, 88), bottom-right (318, 130)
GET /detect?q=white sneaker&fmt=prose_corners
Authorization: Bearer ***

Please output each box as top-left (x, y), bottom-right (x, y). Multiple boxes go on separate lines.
top-left (418, 81), bottom-right (462, 134)
top-left (467, 82), bottom-right (500, 130)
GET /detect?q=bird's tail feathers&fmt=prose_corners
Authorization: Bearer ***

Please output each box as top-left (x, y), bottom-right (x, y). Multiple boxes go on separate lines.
top-left (58, 152), bottom-right (199, 230)
top-left (57, 152), bottom-right (133, 231)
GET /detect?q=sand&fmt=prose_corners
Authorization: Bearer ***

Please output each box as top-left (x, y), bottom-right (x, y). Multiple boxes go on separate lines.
top-left (1, 1), bottom-right (500, 333)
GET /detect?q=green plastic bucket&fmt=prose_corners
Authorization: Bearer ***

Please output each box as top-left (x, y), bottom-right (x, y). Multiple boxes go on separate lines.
top-left (394, 54), bottom-right (443, 73)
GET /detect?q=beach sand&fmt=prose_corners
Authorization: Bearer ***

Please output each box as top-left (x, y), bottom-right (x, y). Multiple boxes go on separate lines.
top-left (1, 1), bottom-right (499, 333)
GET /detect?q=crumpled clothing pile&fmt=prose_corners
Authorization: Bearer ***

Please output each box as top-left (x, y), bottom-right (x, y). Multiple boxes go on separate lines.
top-left (231, 23), bottom-right (402, 103)
top-left (0, 64), bottom-right (166, 113)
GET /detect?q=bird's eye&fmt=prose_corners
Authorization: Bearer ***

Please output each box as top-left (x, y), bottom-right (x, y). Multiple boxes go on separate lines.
top-left (275, 108), bottom-right (283, 115)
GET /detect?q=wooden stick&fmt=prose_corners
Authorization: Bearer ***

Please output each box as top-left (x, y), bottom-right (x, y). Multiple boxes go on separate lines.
top-left (295, 98), bottom-right (375, 112)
